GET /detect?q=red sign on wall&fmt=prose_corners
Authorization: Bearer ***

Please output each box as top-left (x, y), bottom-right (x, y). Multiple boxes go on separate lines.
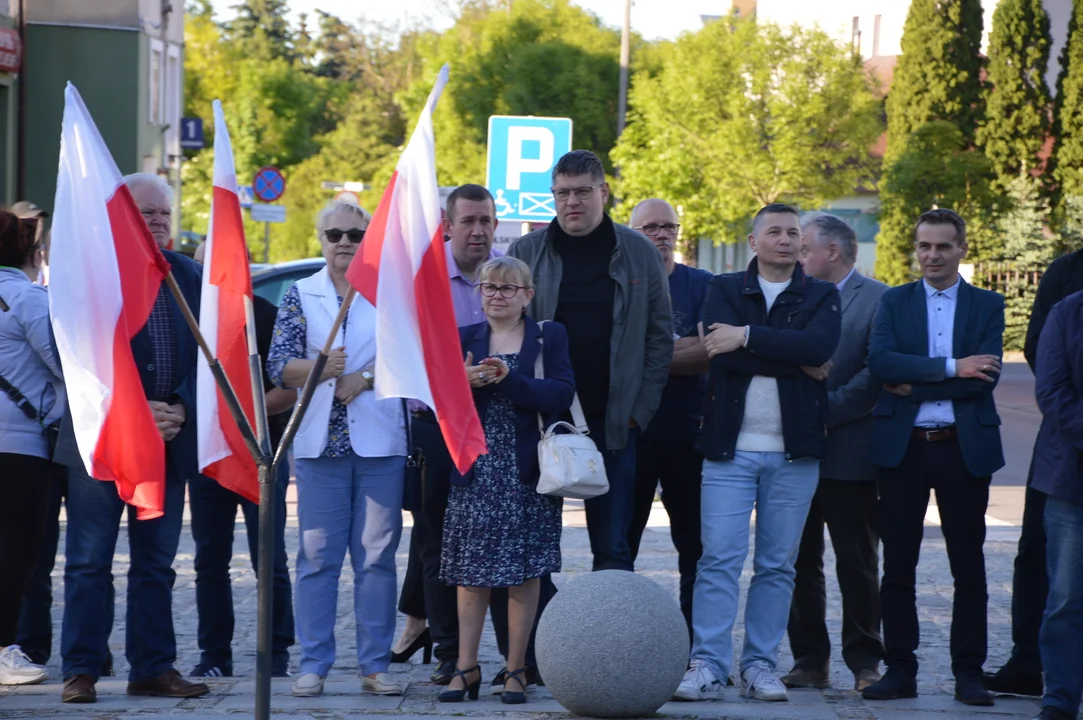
top-left (0, 29), bottom-right (21, 74)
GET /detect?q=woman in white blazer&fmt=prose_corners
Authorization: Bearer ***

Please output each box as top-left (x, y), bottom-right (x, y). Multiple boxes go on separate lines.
top-left (267, 201), bottom-right (406, 698)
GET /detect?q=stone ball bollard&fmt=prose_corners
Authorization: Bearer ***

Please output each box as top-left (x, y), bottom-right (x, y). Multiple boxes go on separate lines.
top-left (536, 570), bottom-right (690, 718)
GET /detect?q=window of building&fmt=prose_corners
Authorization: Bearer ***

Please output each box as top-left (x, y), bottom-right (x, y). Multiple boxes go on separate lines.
top-left (149, 39), bottom-right (163, 125)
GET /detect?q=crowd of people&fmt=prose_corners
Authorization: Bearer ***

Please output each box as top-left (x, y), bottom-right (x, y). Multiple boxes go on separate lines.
top-left (0, 150), bottom-right (1079, 720)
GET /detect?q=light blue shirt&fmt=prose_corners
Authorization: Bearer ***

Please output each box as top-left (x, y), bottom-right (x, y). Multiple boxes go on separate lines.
top-left (836, 266), bottom-right (857, 292)
top-left (914, 278), bottom-right (959, 428)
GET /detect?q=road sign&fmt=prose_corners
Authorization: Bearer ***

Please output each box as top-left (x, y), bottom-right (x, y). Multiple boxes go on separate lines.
top-left (486, 116), bottom-right (573, 223)
top-left (180, 118), bottom-right (204, 150)
top-left (237, 185), bottom-right (254, 209)
top-left (334, 190), bottom-right (360, 206)
top-left (251, 204), bottom-right (286, 223)
top-left (253, 166), bottom-right (286, 202)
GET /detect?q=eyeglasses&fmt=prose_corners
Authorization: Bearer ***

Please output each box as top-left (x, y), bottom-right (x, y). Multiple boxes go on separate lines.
top-left (324, 228), bottom-right (365, 244)
top-left (635, 223), bottom-right (681, 237)
top-left (479, 283), bottom-right (525, 298)
top-left (551, 184), bottom-right (604, 202)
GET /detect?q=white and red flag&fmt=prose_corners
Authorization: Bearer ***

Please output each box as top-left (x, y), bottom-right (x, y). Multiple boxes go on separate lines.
top-left (346, 65), bottom-right (486, 474)
top-left (196, 100), bottom-right (259, 502)
top-left (49, 83), bottom-right (172, 519)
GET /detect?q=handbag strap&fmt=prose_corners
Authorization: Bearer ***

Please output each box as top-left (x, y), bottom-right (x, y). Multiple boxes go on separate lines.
top-left (534, 322), bottom-right (588, 434)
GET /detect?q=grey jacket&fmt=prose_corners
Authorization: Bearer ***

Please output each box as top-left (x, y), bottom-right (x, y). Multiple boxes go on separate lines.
top-left (508, 218), bottom-right (673, 450)
top-left (0, 268), bottom-right (66, 459)
top-left (822, 270), bottom-right (888, 480)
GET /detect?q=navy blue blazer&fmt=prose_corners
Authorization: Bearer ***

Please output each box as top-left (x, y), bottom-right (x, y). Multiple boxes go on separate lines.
top-left (450, 317), bottom-right (576, 487)
top-left (868, 278), bottom-right (1005, 478)
top-left (1033, 289), bottom-right (1083, 503)
top-left (54, 250), bottom-right (203, 481)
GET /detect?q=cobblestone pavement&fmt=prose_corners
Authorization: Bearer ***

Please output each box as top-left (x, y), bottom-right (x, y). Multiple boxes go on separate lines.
top-left (0, 495), bottom-right (1064, 719)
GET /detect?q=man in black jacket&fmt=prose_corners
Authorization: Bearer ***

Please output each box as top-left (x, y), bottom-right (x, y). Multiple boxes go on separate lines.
top-left (674, 204), bottom-right (841, 703)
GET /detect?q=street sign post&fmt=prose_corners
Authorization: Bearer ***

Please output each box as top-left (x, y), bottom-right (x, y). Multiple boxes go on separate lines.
top-left (250, 204), bottom-right (286, 223)
top-left (253, 166), bottom-right (286, 202)
top-left (238, 185), bottom-right (254, 209)
top-left (485, 116), bottom-right (573, 224)
top-left (180, 118), bottom-right (204, 150)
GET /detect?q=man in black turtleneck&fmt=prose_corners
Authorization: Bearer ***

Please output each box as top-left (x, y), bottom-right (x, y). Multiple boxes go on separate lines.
top-left (508, 150), bottom-right (673, 572)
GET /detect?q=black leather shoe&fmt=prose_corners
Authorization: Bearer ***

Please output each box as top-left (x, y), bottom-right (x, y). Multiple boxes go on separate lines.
top-left (62, 674), bottom-right (96, 704)
top-left (955, 676), bottom-right (994, 706)
top-left (861, 667), bottom-right (917, 700)
top-left (431, 659), bottom-right (455, 686)
top-left (983, 665), bottom-right (1044, 696)
top-left (1035, 706), bottom-right (1074, 720)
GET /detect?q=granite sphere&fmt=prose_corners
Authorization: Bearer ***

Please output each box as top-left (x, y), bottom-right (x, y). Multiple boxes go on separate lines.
top-left (536, 570), bottom-right (689, 717)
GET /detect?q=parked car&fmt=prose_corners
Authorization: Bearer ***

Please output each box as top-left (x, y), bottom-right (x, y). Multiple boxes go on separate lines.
top-left (252, 258), bottom-right (325, 306)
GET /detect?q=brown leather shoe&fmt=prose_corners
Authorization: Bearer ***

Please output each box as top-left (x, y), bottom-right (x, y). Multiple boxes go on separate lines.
top-left (62, 674), bottom-right (96, 703)
top-left (855, 667), bottom-right (882, 692)
top-left (127, 669), bottom-right (210, 698)
top-left (781, 665), bottom-right (831, 689)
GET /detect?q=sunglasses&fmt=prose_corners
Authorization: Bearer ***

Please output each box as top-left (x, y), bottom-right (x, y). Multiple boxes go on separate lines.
top-left (324, 228), bottom-right (365, 244)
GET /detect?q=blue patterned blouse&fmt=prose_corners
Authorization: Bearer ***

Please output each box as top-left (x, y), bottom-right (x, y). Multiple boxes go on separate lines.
top-left (267, 283), bottom-right (351, 458)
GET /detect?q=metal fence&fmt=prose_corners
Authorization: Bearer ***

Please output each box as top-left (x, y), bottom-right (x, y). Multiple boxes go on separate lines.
top-left (971, 262), bottom-right (1044, 295)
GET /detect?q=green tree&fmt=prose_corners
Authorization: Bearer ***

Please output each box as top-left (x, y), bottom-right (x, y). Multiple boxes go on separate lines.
top-left (976, 0), bottom-right (1052, 191)
top-left (610, 18), bottom-right (883, 247)
top-left (875, 122), bottom-right (999, 285)
top-left (228, 0), bottom-right (295, 62)
top-left (1052, 0), bottom-right (1083, 221)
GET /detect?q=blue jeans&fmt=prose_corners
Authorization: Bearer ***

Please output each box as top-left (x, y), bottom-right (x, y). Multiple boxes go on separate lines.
top-left (691, 452), bottom-right (819, 682)
top-left (294, 454), bottom-right (404, 677)
top-left (189, 460), bottom-right (294, 674)
top-left (583, 419), bottom-right (638, 571)
top-left (1040, 495), bottom-right (1083, 717)
top-left (61, 464), bottom-right (186, 682)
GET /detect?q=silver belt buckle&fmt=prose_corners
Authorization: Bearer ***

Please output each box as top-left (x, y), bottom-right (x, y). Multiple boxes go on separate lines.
top-left (924, 429), bottom-right (936, 442)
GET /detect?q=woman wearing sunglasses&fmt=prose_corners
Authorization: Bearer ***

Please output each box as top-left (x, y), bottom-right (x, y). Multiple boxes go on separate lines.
top-left (0, 210), bottom-right (63, 686)
top-left (438, 256), bottom-right (576, 705)
top-left (267, 201), bottom-right (407, 698)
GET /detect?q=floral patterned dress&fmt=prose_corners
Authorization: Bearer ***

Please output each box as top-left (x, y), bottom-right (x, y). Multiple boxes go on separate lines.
top-left (439, 352), bottom-right (563, 587)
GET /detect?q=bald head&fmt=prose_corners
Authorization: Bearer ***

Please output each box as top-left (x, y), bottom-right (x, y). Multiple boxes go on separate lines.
top-left (630, 198), bottom-right (680, 274)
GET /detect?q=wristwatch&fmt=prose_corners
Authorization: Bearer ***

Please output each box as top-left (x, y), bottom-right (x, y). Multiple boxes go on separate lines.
top-left (361, 369), bottom-right (375, 390)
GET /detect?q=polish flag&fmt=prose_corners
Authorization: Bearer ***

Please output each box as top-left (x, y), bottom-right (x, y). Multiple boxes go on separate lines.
top-left (196, 100), bottom-right (259, 503)
top-left (49, 84), bottom-right (172, 519)
top-left (346, 65), bottom-right (486, 474)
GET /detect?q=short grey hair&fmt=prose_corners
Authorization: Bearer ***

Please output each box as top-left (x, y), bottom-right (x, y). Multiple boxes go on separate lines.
top-left (802, 212), bottom-right (858, 263)
top-left (123, 172), bottom-right (173, 204)
top-left (479, 256), bottom-right (534, 290)
top-left (316, 200), bottom-right (372, 235)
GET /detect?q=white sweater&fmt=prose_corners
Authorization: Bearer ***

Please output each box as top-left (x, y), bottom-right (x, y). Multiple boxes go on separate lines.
top-left (735, 276), bottom-right (791, 453)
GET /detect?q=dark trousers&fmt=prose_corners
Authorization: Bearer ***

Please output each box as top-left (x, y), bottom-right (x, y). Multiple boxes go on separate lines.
top-left (878, 436), bottom-right (990, 678)
top-left (61, 464), bottom-right (186, 682)
top-left (399, 526), bottom-right (427, 620)
top-left (788, 477), bottom-right (883, 673)
top-left (1006, 457), bottom-right (1047, 671)
top-left (0, 453), bottom-right (54, 647)
top-left (188, 461), bottom-right (294, 674)
top-left (584, 418), bottom-right (638, 572)
top-left (627, 434), bottom-right (702, 634)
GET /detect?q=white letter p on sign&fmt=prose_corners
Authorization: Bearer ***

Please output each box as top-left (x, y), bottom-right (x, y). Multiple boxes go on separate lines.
top-left (506, 126), bottom-right (555, 191)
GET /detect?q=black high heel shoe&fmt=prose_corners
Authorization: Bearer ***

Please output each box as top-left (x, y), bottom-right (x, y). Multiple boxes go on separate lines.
top-left (438, 666), bottom-right (482, 702)
top-left (501, 668), bottom-right (528, 705)
top-left (390, 627), bottom-right (432, 664)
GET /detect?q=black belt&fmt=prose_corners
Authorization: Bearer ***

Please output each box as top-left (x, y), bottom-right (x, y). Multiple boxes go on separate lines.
top-left (912, 425), bottom-right (958, 443)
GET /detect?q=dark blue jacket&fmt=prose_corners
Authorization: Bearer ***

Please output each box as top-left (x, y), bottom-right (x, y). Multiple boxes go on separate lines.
top-left (699, 259), bottom-right (842, 461)
top-left (868, 278), bottom-right (1005, 478)
top-left (1033, 289), bottom-right (1083, 503)
top-left (54, 250), bottom-right (203, 481)
top-left (450, 317), bottom-right (576, 487)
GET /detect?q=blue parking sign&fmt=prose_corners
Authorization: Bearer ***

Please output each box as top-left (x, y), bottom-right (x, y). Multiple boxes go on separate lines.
top-left (486, 116), bottom-right (573, 223)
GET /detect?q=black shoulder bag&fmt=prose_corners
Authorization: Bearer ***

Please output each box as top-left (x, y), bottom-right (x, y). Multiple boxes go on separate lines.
top-left (0, 374), bottom-right (60, 458)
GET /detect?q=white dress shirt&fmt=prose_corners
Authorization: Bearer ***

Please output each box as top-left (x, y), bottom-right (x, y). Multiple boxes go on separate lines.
top-left (914, 279), bottom-right (959, 428)
top-left (836, 266), bottom-right (857, 292)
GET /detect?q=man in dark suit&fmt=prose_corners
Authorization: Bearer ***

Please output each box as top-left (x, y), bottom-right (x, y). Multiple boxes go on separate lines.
top-left (55, 174), bottom-right (209, 704)
top-left (862, 209), bottom-right (1005, 707)
top-left (783, 213), bottom-right (887, 693)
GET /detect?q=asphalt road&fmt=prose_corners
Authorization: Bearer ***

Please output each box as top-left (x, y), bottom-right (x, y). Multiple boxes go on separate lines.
top-left (988, 361), bottom-right (1040, 526)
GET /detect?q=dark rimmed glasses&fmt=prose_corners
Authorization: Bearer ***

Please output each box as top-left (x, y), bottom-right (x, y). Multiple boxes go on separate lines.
top-left (480, 283), bottom-right (526, 298)
top-left (635, 223), bottom-right (681, 237)
top-left (324, 228), bottom-right (365, 244)
top-left (551, 184), bottom-right (604, 202)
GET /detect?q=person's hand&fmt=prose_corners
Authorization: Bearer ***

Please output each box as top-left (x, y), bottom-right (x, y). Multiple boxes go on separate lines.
top-left (701, 323), bottom-right (746, 358)
top-left (464, 352), bottom-right (491, 388)
top-left (320, 346), bottom-right (347, 381)
top-left (149, 400), bottom-right (184, 442)
top-left (480, 357), bottom-right (510, 384)
top-left (957, 355), bottom-right (1002, 383)
top-left (801, 361), bottom-right (833, 381)
top-left (334, 371), bottom-right (367, 405)
top-left (884, 383), bottom-right (912, 397)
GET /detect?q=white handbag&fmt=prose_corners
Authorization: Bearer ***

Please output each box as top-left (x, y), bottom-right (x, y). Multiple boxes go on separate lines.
top-left (533, 326), bottom-right (609, 499)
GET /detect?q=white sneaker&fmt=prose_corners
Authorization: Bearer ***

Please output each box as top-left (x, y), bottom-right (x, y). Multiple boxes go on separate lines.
top-left (673, 659), bottom-right (724, 701)
top-left (740, 663), bottom-right (788, 702)
top-left (0, 645), bottom-right (47, 686)
top-left (291, 673), bottom-right (325, 697)
top-left (362, 672), bottom-right (405, 696)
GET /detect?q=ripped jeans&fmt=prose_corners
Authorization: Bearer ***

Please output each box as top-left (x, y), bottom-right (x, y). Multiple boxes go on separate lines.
top-left (294, 454), bottom-right (405, 677)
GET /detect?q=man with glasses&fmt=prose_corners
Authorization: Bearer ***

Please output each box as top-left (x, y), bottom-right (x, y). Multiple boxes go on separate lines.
top-left (508, 151), bottom-right (673, 572)
top-left (625, 198), bottom-right (709, 636)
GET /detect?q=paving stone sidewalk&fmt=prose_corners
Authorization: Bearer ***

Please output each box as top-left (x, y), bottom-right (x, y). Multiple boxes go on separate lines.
top-left (0, 498), bottom-right (1062, 719)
